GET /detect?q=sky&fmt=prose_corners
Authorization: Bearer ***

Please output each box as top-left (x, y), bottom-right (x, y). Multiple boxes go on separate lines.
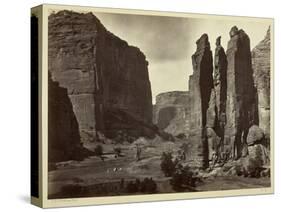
top-left (94, 12), bottom-right (270, 103)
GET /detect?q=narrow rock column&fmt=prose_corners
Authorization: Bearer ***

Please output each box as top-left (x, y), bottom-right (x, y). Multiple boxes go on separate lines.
top-left (188, 34), bottom-right (214, 168)
top-left (213, 36), bottom-right (227, 150)
top-left (224, 26), bottom-right (257, 159)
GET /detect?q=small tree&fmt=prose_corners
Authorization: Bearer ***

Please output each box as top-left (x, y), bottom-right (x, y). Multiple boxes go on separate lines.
top-left (94, 145), bottom-right (103, 159)
top-left (114, 147), bottom-right (122, 157)
top-left (170, 165), bottom-right (196, 192)
top-left (140, 177), bottom-right (157, 193)
top-left (161, 152), bottom-right (177, 177)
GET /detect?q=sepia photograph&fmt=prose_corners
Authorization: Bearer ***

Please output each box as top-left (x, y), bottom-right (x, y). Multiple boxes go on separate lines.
top-left (45, 5), bottom-right (273, 203)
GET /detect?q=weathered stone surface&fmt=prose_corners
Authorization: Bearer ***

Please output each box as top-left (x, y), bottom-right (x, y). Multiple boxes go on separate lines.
top-left (252, 27), bottom-right (271, 138)
top-left (214, 36), bottom-right (227, 139)
top-left (247, 125), bottom-right (265, 146)
top-left (188, 34), bottom-right (214, 168)
top-left (153, 91), bottom-right (189, 136)
top-left (247, 144), bottom-right (269, 166)
top-left (206, 128), bottom-right (220, 160)
top-left (206, 89), bottom-right (217, 129)
top-left (48, 11), bottom-right (153, 142)
top-left (48, 74), bottom-right (91, 162)
top-left (224, 27), bottom-right (257, 159)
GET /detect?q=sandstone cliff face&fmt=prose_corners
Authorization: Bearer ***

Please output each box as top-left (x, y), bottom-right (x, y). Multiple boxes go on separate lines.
top-left (224, 26), bottom-right (257, 159)
top-left (188, 34), bottom-right (214, 168)
top-left (252, 28), bottom-right (271, 139)
top-left (48, 74), bottom-right (91, 162)
top-left (185, 27), bottom-right (270, 169)
top-left (213, 36), bottom-right (227, 139)
top-left (153, 91), bottom-right (189, 136)
top-left (48, 11), bottom-right (153, 142)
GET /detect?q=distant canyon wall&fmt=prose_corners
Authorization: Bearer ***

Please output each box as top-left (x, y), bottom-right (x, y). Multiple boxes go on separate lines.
top-left (153, 91), bottom-right (189, 136)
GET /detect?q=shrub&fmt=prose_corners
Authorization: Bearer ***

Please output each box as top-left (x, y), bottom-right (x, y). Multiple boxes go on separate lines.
top-left (126, 178), bottom-right (157, 194)
top-left (126, 181), bottom-right (139, 193)
top-left (140, 178), bottom-right (157, 193)
top-left (170, 165), bottom-right (197, 192)
top-left (161, 152), bottom-right (177, 177)
top-left (176, 133), bottom-right (186, 139)
top-left (94, 145), bottom-right (103, 157)
top-left (114, 147), bottom-right (122, 157)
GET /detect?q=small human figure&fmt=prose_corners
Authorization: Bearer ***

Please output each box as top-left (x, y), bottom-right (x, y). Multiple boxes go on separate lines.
top-left (136, 144), bottom-right (142, 161)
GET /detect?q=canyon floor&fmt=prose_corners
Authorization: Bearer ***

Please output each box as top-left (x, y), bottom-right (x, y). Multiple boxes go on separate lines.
top-left (48, 137), bottom-right (270, 199)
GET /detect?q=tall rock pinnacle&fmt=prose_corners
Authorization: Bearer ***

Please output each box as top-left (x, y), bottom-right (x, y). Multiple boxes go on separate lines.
top-left (224, 26), bottom-right (257, 159)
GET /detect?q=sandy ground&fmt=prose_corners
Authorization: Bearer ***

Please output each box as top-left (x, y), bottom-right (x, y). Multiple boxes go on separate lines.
top-left (48, 138), bottom-right (270, 198)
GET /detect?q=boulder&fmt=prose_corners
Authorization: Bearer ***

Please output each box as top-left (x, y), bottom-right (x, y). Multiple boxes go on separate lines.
top-left (247, 125), bottom-right (265, 146)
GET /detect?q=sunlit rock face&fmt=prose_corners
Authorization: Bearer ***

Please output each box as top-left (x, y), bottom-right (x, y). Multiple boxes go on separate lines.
top-left (188, 34), bottom-right (214, 168)
top-left (48, 10), bottom-right (153, 142)
top-left (252, 28), bottom-right (271, 140)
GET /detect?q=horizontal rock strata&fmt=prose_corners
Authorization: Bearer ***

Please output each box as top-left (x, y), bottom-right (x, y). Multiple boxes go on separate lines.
top-left (153, 91), bottom-right (189, 136)
top-left (48, 74), bottom-right (91, 162)
top-left (48, 10), bottom-right (153, 143)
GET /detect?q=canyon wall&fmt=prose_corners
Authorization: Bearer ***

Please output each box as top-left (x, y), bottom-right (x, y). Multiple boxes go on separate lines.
top-left (252, 28), bottom-right (271, 139)
top-left (48, 74), bottom-right (91, 162)
top-left (153, 91), bottom-right (189, 136)
top-left (48, 11), bottom-right (153, 142)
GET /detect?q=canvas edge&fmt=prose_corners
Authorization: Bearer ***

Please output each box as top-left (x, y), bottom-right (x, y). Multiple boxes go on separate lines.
top-left (33, 3), bottom-right (274, 208)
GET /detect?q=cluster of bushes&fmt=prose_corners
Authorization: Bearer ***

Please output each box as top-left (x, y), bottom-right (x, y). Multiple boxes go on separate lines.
top-left (160, 152), bottom-right (180, 177)
top-left (126, 178), bottom-right (157, 194)
top-left (114, 147), bottom-right (122, 157)
top-left (176, 133), bottom-right (187, 140)
top-left (160, 151), bottom-right (200, 191)
top-left (170, 164), bottom-right (199, 191)
top-left (93, 145), bottom-right (103, 156)
top-left (114, 131), bottom-right (136, 144)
